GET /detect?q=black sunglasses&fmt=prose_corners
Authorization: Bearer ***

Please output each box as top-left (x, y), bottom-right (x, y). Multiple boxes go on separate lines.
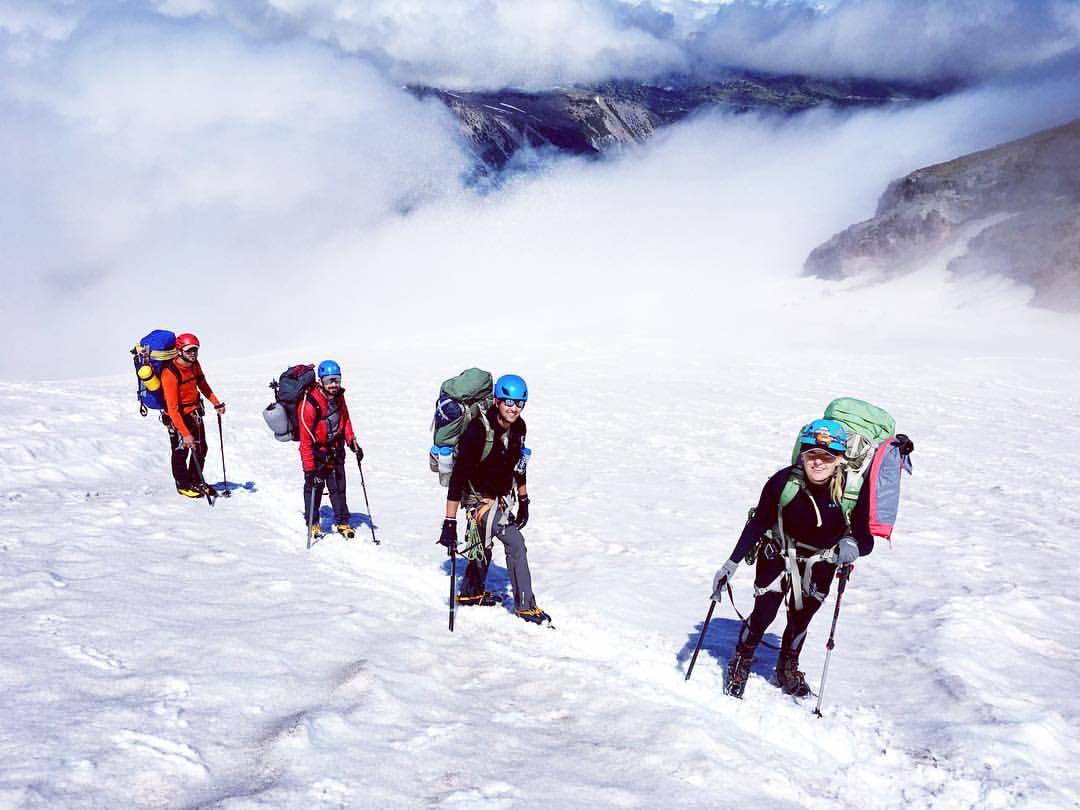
top-left (498, 398), bottom-right (526, 409)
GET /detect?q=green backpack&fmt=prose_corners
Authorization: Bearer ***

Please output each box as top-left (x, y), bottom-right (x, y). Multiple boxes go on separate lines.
top-left (430, 368), bottom-right (495, 485)
top-left (779, 397), bottom-right (896, 518)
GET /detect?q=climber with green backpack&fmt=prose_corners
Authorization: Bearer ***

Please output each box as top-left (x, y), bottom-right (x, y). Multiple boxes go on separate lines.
top-left (433, 370), bottom-right (548, 626)
top-left (712, 399), bottom-right (913, 699)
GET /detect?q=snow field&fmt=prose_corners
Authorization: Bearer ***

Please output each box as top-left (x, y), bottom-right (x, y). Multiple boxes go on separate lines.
top-left (0, 341), bottom-right (1078, 808)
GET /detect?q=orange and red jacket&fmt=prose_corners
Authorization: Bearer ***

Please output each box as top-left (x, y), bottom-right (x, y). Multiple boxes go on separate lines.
top-left (161, 360), bottom-right (221, 439)
top-left (298, 385), bottom-right (357, 473)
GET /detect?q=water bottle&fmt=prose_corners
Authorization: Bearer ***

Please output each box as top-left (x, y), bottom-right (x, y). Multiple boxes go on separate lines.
top-left (137, 362), bottom-right (161, 392)
top-left (437, 445), bottom-right (454, 486)
top-left (436, 447), bottom-right (453, 479)
top-left (515, 446), bottom-right (532, 475)
top-left (429, 445), bottom-right (440, 473)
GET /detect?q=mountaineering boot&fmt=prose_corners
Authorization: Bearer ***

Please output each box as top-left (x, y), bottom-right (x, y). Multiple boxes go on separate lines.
top-left (775, 649), bottom-right (812, 698)
top-left (457, 591), bottom-right (503, 607)
top-left (336, 524), bottom-right (356, 540)
top-left (176, 484), bottom-right (203, 499)
top-left (309, 523), bottom-right (325, 539)
top-left (724, 640), bottom-right (757, 699)
top-left (515, 607), bottom-right (552, 625)
top-left (200, 483), bottom-right (219, 498)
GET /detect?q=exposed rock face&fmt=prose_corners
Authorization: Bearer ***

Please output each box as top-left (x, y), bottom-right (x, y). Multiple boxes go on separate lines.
top-left (411, 74), bottom-right (942, 171)
top-left (805, 118), bottom-right (1080, 310)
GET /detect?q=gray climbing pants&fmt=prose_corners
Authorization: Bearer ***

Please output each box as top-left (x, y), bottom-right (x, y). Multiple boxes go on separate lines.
top-left (460, 501), bottom-right (536, 611)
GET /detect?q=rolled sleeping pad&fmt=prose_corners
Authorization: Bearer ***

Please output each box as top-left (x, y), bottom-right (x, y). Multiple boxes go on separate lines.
top-left (263, 401), bottom-right (292, 441)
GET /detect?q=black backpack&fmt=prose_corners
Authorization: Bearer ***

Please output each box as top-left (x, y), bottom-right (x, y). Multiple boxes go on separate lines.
top-left (263, 364), bottom-right (319, 442)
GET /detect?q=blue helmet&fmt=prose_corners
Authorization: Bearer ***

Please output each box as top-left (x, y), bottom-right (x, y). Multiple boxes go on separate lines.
top-left (317, 360), bottom-right (341, 379)
top-left (494, 373), bottom-right (528, 402)
top-left (799, 418), bottom-right (846, 453)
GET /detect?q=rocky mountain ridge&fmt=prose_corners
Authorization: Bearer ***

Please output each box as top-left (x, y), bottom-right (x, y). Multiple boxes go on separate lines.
top-left (804, 118), bottom-right (1080, 310)
top-left (410, 74), bottom-right (944, 172)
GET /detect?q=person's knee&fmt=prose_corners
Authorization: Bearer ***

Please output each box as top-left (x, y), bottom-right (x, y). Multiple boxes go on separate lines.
top-left (748, 592), bottom-right (783, 632)
top-left (499, 525), bottom-right (527, 555)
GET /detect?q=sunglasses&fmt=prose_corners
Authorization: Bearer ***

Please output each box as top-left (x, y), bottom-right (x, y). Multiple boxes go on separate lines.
top-left (498, 398), bottom-right (526, 409)
top-left (802, 448), bottom-right (842, 463)
top-left (180, 347), bottom-right (199, 355)
top-left (321, 375), bottom-right (342, 385)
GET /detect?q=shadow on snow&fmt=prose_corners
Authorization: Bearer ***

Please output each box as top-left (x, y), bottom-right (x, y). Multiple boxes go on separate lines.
top-left (440, 554), bottom-right (516, 615)
top-left (209, 479), bottom-right (256, 496)
top-left (676, 613), bottom-right (781, 681)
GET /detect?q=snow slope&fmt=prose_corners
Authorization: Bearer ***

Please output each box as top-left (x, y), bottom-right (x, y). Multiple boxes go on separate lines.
top-left (1, 339), bottom-right (1079, 809)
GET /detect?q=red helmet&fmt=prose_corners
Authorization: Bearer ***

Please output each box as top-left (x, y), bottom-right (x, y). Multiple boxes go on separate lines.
top-left (175, 333), bottom-right (200, 350)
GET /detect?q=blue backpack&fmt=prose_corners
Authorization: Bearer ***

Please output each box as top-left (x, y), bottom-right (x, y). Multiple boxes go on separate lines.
top-left (131, 330), bottom-right (177, 416)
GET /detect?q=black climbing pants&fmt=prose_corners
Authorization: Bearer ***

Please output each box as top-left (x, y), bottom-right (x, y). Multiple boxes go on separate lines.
top-left (165, 410), bottom-right (207, 490)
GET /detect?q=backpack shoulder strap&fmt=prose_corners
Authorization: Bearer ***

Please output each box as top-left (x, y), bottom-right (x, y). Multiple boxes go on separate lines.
top-left (299, 391), bottom-right (323, 441)
top-left (477, 408), bottom-right (495, 463)
top-left (778, 467), bottom-right (802, 511)
top-left (839, 439), bottom-right (884, 519)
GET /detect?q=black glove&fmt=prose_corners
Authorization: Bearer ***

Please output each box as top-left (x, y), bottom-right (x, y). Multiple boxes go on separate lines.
top-left (894, 433), bottom-right (914, 456)
top-left (437, 518), bottom-right (457, 555)
top-left (304, 470), bottom-right (324, 487)
top-left (354, 445), bottom-right (364, 461)
top-left (514, 496), bottom-right (530, 529)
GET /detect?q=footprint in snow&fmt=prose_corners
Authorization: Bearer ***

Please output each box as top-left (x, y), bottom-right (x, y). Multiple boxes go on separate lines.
top-left (63, 644), bottom-right (124, 671)
top-left (111, 730), bottom-right (209, 777)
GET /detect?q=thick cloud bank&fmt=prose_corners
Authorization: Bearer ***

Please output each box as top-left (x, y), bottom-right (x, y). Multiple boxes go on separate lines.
top-left (686, 0), bottom-right (1080, 84)
top-left (3, 0), bottom-right (1080, 88)
top-left (1, 2), bottom-right (1079, 378)
top-left (0, 15), bottom-right (468, 377)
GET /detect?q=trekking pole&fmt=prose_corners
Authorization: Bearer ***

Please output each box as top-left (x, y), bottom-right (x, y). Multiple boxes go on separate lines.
top-left (448, 544), bottom-right (458, 632)
top-left (305, 476), bottom-right (323, 550)
top-left (216, 412), bottom-right (231, 498)
top-left (685, 599), bottom-right (717, 681)
top-left (355, 454), bottom-right (379, 545)
top-left (686, 578), bottom-right (734, 681)
top-left (813, 564), bottom-right (852, 717)
top-left (187, 448), bottom-right (214, 508)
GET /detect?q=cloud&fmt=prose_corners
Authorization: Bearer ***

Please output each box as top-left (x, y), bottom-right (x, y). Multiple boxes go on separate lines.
top-left (686, 0), bottom-right (1080, 84)
top-left (1, 1), bottom-right (1079, 379)
top-left (7, 1), bottom-right (1078, 90)
top-left (143, 0), bottom-right (691, 89)
top-left (157, 0), bottom-right (1080, 88)
top-left (0, 14), bottom-right (469, 376)
top-left (340, 70), bottom-right (1080, 350)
